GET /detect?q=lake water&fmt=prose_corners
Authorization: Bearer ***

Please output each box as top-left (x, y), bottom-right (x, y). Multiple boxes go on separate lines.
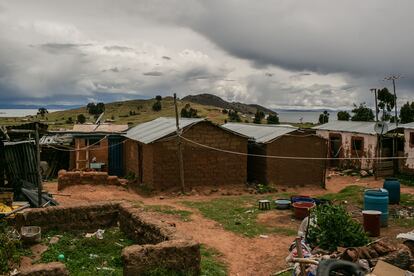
top-left (276, 110), bottom-right (339, 124)
top-left (0, 109), bottom-right (61, 117)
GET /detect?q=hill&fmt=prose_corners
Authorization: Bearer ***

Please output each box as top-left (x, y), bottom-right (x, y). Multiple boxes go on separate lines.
top-left (0, 94), bottom-right (278, 130)
top-left (182, 93), bottom-right (277, 115)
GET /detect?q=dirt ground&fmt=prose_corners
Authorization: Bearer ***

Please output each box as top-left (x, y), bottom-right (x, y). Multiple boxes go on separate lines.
top-left (42, 174), bottom-right (414, 276)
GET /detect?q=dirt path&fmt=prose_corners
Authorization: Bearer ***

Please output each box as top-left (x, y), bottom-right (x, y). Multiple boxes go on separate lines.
top-left (42, 174), bottom-right (414, 276)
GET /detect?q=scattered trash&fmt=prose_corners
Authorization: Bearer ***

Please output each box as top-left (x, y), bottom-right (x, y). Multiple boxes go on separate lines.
top-left (89, 254), bottom-right (99, 259)
top-left (21, 226), bottom-right (41, 244)
top-left (244, 209), bottom-right (254, 213)
top-left (9, 268), bottom-right (19, 276)
top-left (96, 267), bottom-right (115, 271)
top-left (85, 229), bottom-right (105, 239)
top-left (114, 242), bottom-right (124, 247)
top-left (49, 236), bottom-right (60, 244)
top-left (397, 230), bottom-right (414, 241)
top-left (58, 254), bottom-right (65, 261)
top-left (259, 235), bottom-right (269, 239)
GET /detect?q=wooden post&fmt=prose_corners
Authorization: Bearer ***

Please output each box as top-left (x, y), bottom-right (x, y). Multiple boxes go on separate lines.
top-left (174, 93), bottom-right (185, 193)
top-left (35, 123), bottom-right (43, 207)
top-left (0, 140), bottom-right (4, 187)
top-left (295, 237), bottom-right (307, 276)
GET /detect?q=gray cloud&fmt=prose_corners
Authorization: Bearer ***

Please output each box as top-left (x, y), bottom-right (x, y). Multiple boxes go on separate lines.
top-left (0, 0), bottom-right (413, 110)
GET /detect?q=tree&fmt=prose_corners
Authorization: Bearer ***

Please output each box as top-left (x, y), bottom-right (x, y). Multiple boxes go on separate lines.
top-left (180, 104), bottom-right (199, 118)
top-left (152, 100), bottom-right (162, 111)
top-left (318, 110), bottom-right (329, 124)
top-left (37, 107), bottom-right (48, 117)
top-left (77, 114), bottom-right (86, 124)
top-left (400, 102), bottom-right (414, 124)
top-left (377, 87), bottom-right (395, 121)
top-left (253, 111), bottom-right (265, 124)
top-left (155, 95), bottom-right (162, 101)
top-left (267, 114), bottom-right (279, 124)
top-left (228, 110), bottom-right (241, 122)
top-left (351, 103), bottom-right (374, 121)
top-left (65, 117), bottom-right (73, 124)
top-left (337, 111), bottom-right (350, 121)
top-left (86, 102), bottom-right (105, 115)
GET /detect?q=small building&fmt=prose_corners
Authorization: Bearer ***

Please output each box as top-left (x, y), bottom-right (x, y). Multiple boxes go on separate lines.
top-left (398, 123), bottom-right (414, 174)
top-left (312, 121), bottom-right (398, 171)
top-left (124, 117), bottom-right (248, 190)
top-left (222, 123), bottom-right (328, 187)
top-left (70, 123), bottom-right (128, 176)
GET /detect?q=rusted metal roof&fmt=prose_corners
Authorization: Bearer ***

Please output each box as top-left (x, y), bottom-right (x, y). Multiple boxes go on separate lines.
top-left (125, 117), bottom-right (205, 144)
top-left (221, 123), bottom-right (297, 143)
top-left (312, 121), bottom-right (396, 135)
top-left (72, 123), bottom-right (128, 133)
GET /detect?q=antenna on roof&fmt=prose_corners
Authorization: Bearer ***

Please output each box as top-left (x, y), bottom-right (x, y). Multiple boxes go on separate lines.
top-left (95, 112), bottom-right (104, 125)
top-left (374, 121), bottom-right (388, 135)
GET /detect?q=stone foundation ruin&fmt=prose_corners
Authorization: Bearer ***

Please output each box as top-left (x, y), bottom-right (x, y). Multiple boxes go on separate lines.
top-left (14, 202), bottom-right (201, 275)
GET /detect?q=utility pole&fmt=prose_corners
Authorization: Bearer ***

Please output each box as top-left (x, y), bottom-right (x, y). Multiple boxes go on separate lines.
top-left (384, 75), bottom-right (401, 127)
top-left (173, 93), bottom-right (185, 193)
top-left (35, 122), bottom-right (43, 207)
top-left (370, 88), bottom-right (379, 122)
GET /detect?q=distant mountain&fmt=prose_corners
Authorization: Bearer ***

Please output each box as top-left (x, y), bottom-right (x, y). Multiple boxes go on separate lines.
top-left (182, 93), bottom-right (277, 115)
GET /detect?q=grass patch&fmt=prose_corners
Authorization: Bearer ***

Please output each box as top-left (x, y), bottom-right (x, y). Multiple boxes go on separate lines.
top-left (396, 174), bottom-right (414, 187)
top-left (319, 185), bottom-right (365, 205)
top-left (392, 217), bottom-right (414, 228)
top-left (182, 196), bottom-right (296, 237)
top-left (40, 227), bottom-right (134, 275)
top-left (401, 193), bottom-right (414, 206)
top-left (200, 245), bottom-right (227, 276)
top-left (143, 205), bottom-right (192, 222)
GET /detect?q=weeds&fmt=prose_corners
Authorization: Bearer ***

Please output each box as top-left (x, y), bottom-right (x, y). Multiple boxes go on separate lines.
top-left (182, 196), bottom-right (296, 237)
top-left (143, 205), bottom-right (192, 222)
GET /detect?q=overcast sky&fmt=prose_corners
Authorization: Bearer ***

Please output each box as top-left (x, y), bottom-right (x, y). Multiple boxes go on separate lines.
top-left (0, 0), bottom-right (413, 110)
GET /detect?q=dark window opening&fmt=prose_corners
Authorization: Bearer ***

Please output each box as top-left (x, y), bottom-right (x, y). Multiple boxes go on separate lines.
top-left (351, 137), bottom-right (364, 151)
top-left (410, 132), bottom-right (414, 147)
top-left (88, 138), bottom-right (101, 147)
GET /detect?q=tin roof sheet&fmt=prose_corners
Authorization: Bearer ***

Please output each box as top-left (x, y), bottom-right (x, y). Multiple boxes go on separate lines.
top-left (125, 117), bottom-right (205, 144)
top-left (72, 123), bottom-right (128, 133)
top-left (312, 121), bottom-right (396, 135)
top-left (221, 123), bottom-right (297, 143)
top-left (400, 122), bottom-right (414, 129)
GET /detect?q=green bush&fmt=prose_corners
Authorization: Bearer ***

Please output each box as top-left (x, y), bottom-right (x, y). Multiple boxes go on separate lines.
top-left (307, 204), bottom-right (369, 251)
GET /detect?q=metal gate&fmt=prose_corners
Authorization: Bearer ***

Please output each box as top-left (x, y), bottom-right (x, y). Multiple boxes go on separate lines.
top-left (108, 136), bottom-right (124, 177)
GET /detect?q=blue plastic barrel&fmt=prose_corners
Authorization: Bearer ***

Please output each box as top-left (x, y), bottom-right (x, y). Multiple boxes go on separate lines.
top-left (364, 189), bottom-right (389, 227)
top-left (383, 178), bottom-right (400, 204)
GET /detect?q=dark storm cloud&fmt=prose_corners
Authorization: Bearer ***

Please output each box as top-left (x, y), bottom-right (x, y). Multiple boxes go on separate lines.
top-left (142, 71), bottom-right (163, 76)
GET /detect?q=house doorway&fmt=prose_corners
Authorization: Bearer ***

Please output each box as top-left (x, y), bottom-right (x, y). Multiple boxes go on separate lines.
top-left (329, 134), bottom-right (342, 167)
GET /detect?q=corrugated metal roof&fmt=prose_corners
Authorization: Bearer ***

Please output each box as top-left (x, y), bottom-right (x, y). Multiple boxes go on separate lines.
top-left (221, 123), bottom-right (297, 143)
top-left (312, 121), bottom-right (396, 135)
top-left (39, 134), bottom-right (73, 145)
top-left (72, 123), bottom-right (128, 133)
top-left (400, 122), bottom-right (414, 129)
top-left (125, 117), bottom-right (205, 144)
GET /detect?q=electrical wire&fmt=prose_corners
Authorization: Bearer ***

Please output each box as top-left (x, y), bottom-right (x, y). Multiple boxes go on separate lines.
top-left (179, 135), bottom-right (413, 160)
top-left (43, 135), bottom-right (108, 152)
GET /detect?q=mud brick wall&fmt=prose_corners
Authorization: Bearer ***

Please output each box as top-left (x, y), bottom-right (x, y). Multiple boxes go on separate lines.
top-left (147, 121), bottom-right (248, 190)
top-left (17, 262), bottom-right (69, 276)
top-left (57, 170), bottom-right (120, 190)
top-left (265, 135), bottom-right (327, 187)
top-left (14, 202), bottom-right (120, 232)
top-left (122, 240), bottom-right (201, 276)
top-left (123, 139), bottom-right (139, 177)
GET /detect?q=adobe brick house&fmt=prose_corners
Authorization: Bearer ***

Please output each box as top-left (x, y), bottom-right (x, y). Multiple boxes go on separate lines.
top-left (70, 124), bottom-right (128, 176)
top-left (398, 123), bottom-right (414, 174)
top-left (312, 121), bottom-right (399, 175)
top-left (124, 117), bottom-right (248, 190)
top-left (222, 123), bottom-right (328, 187)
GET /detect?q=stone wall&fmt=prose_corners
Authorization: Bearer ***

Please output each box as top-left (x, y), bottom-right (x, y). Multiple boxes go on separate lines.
top-left (57, 170), bottom-right (121, 190)
top-left (13, 202), bottom-right (201, 275)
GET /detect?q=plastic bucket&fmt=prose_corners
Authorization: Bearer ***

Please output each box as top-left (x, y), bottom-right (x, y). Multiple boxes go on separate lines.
top-left (383, 178), bottom-right (400, 204)
top-left (274, 199), bottom-right (291, 209)
top-left (362, 210), bottom-right (381, 237)
top-left (364, 189), bottom-right (388, 227)
top-left (292, 202), bottom-right (315, 220)
top-left (291, 196), bottom-right (314, 204)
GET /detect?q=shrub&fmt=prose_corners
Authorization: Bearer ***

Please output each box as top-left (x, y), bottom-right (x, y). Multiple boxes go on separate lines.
top-left (152, 100), bottom-right (162, 111)
top-left (307, 204), bottom-right (369, 251)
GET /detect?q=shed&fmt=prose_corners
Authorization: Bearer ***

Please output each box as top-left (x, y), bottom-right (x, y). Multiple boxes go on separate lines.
top-left (312, 121), bottom-right (398, 172)
top-left (124, 117), bottom-right (248, 190)
top-left (397, 123), bottom-right (414, 174)
top-left (222, 123), bottom-right (328, 187)
top-left (70, 123), bottom-right (128, 177)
